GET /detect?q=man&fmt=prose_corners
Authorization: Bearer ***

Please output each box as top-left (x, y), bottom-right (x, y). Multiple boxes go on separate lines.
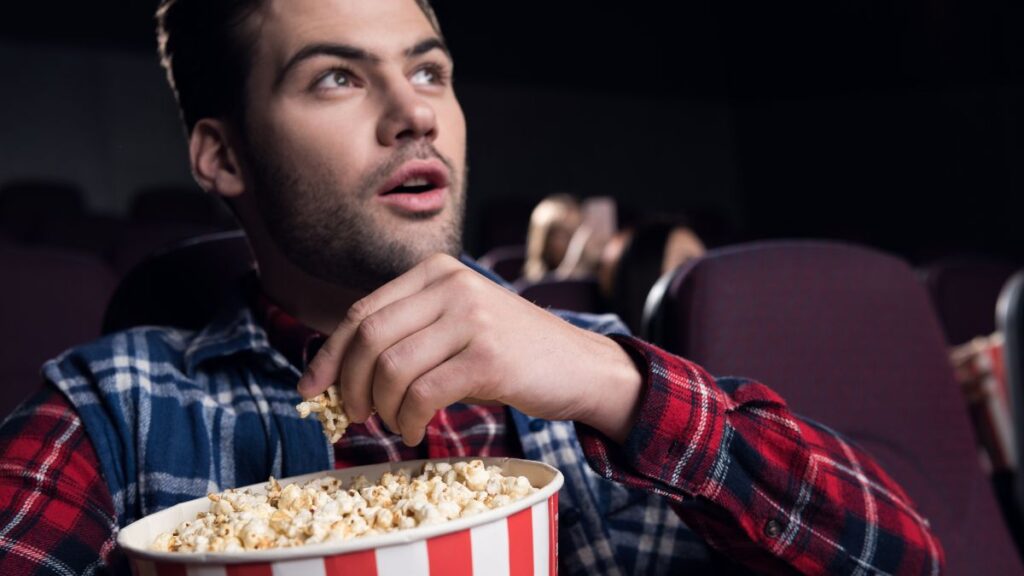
top-left (0, 0), bottom-right (943, 574)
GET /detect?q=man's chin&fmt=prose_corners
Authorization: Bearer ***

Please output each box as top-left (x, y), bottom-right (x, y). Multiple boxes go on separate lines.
top-left (329, 234), bottom-right (462, 284)
top-left (372, 213), bottom-right (462, 257)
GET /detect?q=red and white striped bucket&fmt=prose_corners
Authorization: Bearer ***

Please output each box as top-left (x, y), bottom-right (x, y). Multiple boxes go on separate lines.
top-left (119, 458), bottom-right (563, 576)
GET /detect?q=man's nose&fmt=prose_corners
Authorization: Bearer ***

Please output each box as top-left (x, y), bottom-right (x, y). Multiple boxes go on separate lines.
top-left (376, 82), bottom-right (438, 147)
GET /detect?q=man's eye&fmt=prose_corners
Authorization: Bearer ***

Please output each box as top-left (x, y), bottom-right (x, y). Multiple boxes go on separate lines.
top-left (313, 69), bottom-right (355, 91)
top-left (410, 65), bottom-right (448, 86)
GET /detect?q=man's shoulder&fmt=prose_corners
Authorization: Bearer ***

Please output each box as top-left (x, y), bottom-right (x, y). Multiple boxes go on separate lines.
top-left (42, 325), bottom-right (199, 385)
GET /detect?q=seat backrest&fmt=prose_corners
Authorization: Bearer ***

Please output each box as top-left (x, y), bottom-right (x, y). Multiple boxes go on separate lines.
top-left (102, 231), bottom-right (255, 334)
top-left (922, 257), bottom-right (1019, 345)
top-left (998, 271), bottom-right (1024, 522)
top-left (0, 242), bottom-right (116, 419)
top-left (646, 240), bottom-right (1023, 574)
top-left (0, 180), bottom-right (85, 242)
top-left (517, 277), bottom-right (605, 315)
top-left (478, 245), bottom-right (525, 283)
top-left (130, 186), bottom-right (236, 228)
top-left (108, 221), bottom-right (229, 275)
top-left (33, 214), bottom-right (125, 261)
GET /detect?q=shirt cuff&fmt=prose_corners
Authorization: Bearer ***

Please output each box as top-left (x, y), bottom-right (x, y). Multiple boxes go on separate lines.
top-left (575, 334), bottom-right (728, 497)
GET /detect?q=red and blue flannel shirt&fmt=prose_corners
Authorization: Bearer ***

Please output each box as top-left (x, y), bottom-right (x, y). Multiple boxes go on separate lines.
top-left (0, 277), bottom-right (943, 575)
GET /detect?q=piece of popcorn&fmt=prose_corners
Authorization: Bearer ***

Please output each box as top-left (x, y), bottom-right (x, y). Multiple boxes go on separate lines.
top-left (295, 385), bottom-right (350, 443)
top-left (463, 463), bottom-right (489, 491)
top-left (398, 515), bottom-right (417, 530)
top-left (360, 485), bottom-right (392, 508)
top-left (460, 500), bottom-right (488, 518)
top-left (488, 494), bottom-right (512, 509)
top-left (438, 500), bottom-right (461, 520)
top-left (511, 476), bottom-right (532, 498)
top-left (347, 514), bottom-right (369, 535)
top-left (239, 518), bottom-right (272, 549)
top-left (350, 475), bottom-right (371, 491)
top-left (485, 476), bottom-right (502, 496)
top-left (374, 508), bottom-right (395, 530)
top-left (152, 532), bottom-right (175, 552)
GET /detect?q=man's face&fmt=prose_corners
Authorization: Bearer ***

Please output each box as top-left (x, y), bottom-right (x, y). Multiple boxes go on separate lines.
top-left (240, 0), bottom-right (467, 291)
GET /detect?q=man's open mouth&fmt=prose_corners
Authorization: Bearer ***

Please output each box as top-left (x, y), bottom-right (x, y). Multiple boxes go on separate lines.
top-left (382, 177), bottom-right (438, 195)
top-left (375, 159), bottom-right (450, 215)
top-left (377, 160), bottom-right (450, 196)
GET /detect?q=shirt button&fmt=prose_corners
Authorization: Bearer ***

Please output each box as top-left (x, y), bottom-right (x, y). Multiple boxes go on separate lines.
top-left (763, 520), bottom-right (784, 538)
top-left (529, 420), bottom-right (547, 432)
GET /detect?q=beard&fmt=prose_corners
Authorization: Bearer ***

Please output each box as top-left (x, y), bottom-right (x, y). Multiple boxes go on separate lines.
top-left (247, 142), bottom-right (466, 293)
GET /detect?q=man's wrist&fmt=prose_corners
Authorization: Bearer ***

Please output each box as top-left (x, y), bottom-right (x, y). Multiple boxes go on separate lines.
top-left (576, 334), bottom-right (644, 445)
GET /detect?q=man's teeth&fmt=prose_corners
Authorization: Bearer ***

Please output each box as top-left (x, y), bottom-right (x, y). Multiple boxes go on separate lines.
top-left (387, 176), bottom-right (435, 194)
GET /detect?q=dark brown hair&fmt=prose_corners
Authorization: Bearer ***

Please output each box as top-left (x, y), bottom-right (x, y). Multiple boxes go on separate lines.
top-left (156, 0), bottom-right (442, 133)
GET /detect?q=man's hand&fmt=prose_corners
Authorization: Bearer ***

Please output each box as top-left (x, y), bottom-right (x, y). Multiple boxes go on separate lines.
top-left (297, 254), bottom-right (643, 446)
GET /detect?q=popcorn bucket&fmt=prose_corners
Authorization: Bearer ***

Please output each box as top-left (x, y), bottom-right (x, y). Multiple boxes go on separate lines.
top-left (118, 458), bottom-right (563, 576)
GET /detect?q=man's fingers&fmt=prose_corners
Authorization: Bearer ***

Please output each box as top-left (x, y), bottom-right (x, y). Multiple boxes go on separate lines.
top-left (371, 313), bottom-right (471, 435)
top-left (299, 332), bottom-right (344, 398)
top-left (333, 282), bottom-right (453, 422)
top-left (395, 352), bottom-right (482, 447)
top-left (297, 253), bottom-right (462, 397)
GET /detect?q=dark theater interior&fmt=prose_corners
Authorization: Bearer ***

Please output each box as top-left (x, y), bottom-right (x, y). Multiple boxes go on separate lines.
top-left (1, 0), bottom-right (1022, 574)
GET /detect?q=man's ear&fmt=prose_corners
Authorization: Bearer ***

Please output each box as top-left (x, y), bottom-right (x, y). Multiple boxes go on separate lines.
top-left (189, 118), bottom-right (247, 199)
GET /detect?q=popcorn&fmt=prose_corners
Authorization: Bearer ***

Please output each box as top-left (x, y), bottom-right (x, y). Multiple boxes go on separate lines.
top-left (151, 460), bottom-right (537, 553)
top-left (295, 385), bottom-right (350, 443)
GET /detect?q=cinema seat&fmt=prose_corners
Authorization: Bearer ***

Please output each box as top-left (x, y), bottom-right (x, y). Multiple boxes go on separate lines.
top-left (0, 242), bottom-right (115, 419)
top-left (644, 240), bottom-right (1024, 574)
top-left (102, 230), bottom-right (254, 334)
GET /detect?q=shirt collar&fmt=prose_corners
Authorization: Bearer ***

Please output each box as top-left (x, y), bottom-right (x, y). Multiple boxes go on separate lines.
top-left (252, 292), bottom-right (326, 370)
top-left (181, 274), bottom-right (303, 378)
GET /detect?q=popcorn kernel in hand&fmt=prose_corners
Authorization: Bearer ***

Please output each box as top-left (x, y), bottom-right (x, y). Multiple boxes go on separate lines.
top-left (295, 385), bottom-right (350, 443)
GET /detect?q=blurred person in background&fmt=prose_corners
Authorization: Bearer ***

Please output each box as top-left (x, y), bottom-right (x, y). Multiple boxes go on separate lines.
top-left (523, 194), bottom-right (617, 284)
top-left (599, 218), bottom-right (706, 334)
top-left (0, 0), bottom-right (943, 574)
top-left (553, 195), bottom-right (617, 281)
top-left (522, 193), bottom-right (582, 282)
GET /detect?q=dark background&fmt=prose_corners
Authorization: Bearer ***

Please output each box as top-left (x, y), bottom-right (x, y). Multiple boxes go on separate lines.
top-left (0, 0), bottom-right (1021, 262)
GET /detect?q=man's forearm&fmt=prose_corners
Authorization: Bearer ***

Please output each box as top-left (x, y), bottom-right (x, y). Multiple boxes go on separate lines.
top-left (576, 336), bottom-right (945, 576)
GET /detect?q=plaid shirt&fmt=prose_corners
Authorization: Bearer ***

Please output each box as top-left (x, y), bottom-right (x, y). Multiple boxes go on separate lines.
top-left (0, 263), bottom-right (943, 575)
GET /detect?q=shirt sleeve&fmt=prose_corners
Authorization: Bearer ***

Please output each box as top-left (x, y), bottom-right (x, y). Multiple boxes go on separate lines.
top-left (575, 335), bottom-right (946, 576)
top-left (0, 385), bottom-right (126, 575)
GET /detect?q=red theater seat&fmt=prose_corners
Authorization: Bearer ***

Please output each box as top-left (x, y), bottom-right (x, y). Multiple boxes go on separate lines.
top-left (130, 186), bottom-right (235, 229)
top-left (645, 240), bottom-right (1024, 574)
top-left (922, 256), bottom-right (1019, 345)
top-left (102, 230), bottom-right (255, 334)
top-left (478, 245), bottom-right (525, 283)
top-left (517, 277), bottom-right (605, 315)
top-left (0, 242), bottom-right (115, 419)
top-left (0, 180), bottom-right (85, 243)
top-left (998, 271), bottom-right (1024, 529)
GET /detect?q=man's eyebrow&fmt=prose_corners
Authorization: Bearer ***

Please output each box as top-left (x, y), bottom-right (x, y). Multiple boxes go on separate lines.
top-left (405, 37), bottom-right (450, 59)
top-left (276, 43), bottom-right (380, 88)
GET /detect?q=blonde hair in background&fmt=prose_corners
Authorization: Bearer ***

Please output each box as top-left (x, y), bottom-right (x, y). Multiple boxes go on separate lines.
top-left (523, 194), bottom-right (582, 282)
